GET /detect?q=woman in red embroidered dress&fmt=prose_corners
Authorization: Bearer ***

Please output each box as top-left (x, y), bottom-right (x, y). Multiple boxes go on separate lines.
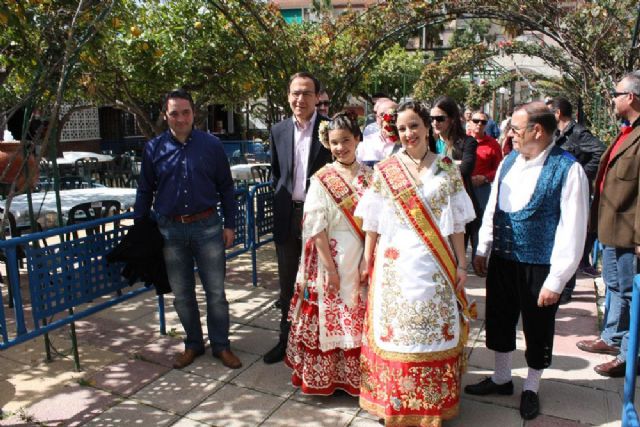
top-left (355, 101), bottom-right (476, 426)
top-left (285, 112), bottom-right (372, 396)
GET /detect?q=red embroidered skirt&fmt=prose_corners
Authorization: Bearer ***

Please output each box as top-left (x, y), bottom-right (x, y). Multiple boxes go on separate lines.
top-left (358, 319), bottom-right (464, 427)
top-left (285, 290), bottom-right (361, 396)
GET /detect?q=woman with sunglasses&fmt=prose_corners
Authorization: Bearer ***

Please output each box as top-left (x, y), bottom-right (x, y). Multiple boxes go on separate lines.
top-left (468, 111), bottom-right (503, 259)
top-left (356, 101), bottom-right (476, 426)
top-left (430, 96), bottom-right (480, 255)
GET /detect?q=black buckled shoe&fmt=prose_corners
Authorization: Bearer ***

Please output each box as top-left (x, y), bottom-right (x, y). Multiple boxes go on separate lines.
top-left (263, 340), bottom-right (287, 364)
top-left (520, 390), bottom-right (540, 420)
top-left (464, 377), bottom-right (514, 396)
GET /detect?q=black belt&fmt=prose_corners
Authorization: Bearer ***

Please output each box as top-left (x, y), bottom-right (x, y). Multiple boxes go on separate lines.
top-left (292, 201), bottom-right (304, 210)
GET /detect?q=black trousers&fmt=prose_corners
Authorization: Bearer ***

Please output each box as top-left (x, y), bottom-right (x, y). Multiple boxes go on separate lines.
top-left (485, 254), bottom-right (559, 370)
top-left (275, 205), bottom-right (304, 343)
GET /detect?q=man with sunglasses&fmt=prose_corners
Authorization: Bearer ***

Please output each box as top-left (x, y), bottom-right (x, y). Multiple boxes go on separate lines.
top-left (316, 89), bottom-right (330, 117)
top-left (577, 71), bottom-right (640, 377)
top-left (467, 102), bottom-right (589, 420)
top-left (548, 97), bottom-right (605, 304)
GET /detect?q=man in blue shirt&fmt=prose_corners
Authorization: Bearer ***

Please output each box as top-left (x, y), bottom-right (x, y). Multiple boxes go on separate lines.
top-left (134, 89), bottom-right (241, 370)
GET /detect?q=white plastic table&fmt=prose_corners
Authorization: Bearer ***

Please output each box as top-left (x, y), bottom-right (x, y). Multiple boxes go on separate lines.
top-left (9, 187), bottom-right (137, 228)
top-left (230, 163), bottom-right (270, 181)
top-left (50, 151), bottom-right (115, 166)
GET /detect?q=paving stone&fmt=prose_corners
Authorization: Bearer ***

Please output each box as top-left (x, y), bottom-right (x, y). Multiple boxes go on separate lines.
top-left (16, 384), bottom-right (116, 426)
top-left (448, 397), bottom-right (522, 426)
top-left (261, 400), bottom-right (353, 427)
top-left (229, 324), bottom-right (279, 356)
top-left (135, 335), bottom-right (186, 368)
top-left (74, 317), bottom-right (156, 354)
top-left (525, 414), bottom-right (591, 426)
top-left (170, 417), bottom-right (212, 427)
top-left (186, 383), bottom-right (285, 427)
top-left (0, 356), bottom-right (28, 381)
top-left (536, 379), bottom-right (619, 425)
top-left (291, 389), bottom-right (360, 416)
top-left (184, 349), bottom-right (259, 382)
top-left (231, 357), bottom-right (295, 398)
top-left (1, 346), bottom-right (122, 412)
top-left (86, 358), bottom-right (171, 396)
top-left (83, 399), bottom-right (178, 426)
top-left (347, 417), bottom-right (381, 427)
top-left (131, 370), bottom-right (221, 415)
top-left (247, 306), bottom-right (280, 331)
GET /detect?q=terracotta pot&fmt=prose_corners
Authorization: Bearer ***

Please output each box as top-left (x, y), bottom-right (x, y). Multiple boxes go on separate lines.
top-left (0, 141), bottom-right (39, 193)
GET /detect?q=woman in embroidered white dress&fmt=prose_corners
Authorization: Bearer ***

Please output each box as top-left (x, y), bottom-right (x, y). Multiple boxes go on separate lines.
top-left (285, 112), bottom-right (372, 396)
top-left (355, 101), bottom-right (476, 426)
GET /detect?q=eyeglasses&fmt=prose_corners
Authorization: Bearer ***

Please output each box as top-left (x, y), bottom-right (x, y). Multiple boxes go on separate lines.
top-left (289, 91), bottom-right (314, 98)
top-left (316, 101), bottom-right (330, 107)
top-left (611, 91), bottom-right (636, 98)
top-left (472, 119), bottom-right (488, 125)
top-left (430, 115), bottom-right (447, 123)
top-left (508, 124), bottom-right (534, 135)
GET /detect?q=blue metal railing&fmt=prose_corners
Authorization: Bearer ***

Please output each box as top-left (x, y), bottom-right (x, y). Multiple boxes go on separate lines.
top-left (0, 183), bottom-right (275, 360)
top-left (622, 274), bottom-right (640, 427)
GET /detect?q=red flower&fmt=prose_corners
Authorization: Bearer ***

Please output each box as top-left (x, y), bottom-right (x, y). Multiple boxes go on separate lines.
top-left (383, 113), bottom-right (393, 122)
top-left (442, 156), bottom-right (453, 165)
top-left (384, 247), bottom-right (399, 260)
top-left (384, 125), bottom-right (393, 132)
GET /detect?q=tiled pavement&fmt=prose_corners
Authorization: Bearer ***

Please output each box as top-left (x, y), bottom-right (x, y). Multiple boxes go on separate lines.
top-left (0, 246), bottom-right (629, 426)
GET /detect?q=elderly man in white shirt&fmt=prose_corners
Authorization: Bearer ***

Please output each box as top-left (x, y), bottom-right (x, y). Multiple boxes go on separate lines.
top-left (357, 98), bottom-right (398, 166)
top-left (465, 102), bottom-right (589, 421)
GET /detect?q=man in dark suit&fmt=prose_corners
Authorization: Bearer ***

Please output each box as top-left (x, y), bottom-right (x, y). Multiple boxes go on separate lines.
top-left (264, 72), bottom-right (332, 364)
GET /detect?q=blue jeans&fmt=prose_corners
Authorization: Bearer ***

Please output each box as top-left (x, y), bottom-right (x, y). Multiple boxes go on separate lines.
top-left (601, 245), bottom-right (638, 361)
top-left (157, 213), bottom-right (230, 354)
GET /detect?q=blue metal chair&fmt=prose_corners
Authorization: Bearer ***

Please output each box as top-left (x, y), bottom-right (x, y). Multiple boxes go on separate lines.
top-left (622, 274), bottom-right (640, 426)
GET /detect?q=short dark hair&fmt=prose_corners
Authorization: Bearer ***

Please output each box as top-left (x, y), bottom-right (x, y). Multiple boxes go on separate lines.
top-left (288, 72), bottom-right (321, 94)
top-left (551, 97), bottom-right (572, 118)
top-left (162, 88), bottom-right (194, 113)
top-left (397, 100), bottom-right (436, 151)
top-left (515, 101), bottom-right (557, 135)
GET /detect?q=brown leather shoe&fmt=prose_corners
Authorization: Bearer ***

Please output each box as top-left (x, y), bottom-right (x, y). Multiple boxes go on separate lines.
top-left (173, 348), bottom-right (205, 369)
top-left (594, 358), bottom-right (626, 377)
top-left (576, 338), bottom-right (619, 356)
top-left (214, 349), bottom-right (242, 369)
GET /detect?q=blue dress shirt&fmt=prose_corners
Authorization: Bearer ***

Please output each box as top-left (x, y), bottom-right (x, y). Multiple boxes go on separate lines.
top-left (134, 129), bottom-right (236, 229)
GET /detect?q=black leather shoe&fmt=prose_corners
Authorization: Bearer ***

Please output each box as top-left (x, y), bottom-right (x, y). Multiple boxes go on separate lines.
top-left (263, 340), bottom-right (287, 364)
top-left (519, 390), bottom-right (540, 420)
top-left (464, 377), bottom-right (514, 396)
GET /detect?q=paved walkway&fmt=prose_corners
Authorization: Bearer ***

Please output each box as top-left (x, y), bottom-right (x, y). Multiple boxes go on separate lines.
top-left (0, 246), bottom-right (629, 426)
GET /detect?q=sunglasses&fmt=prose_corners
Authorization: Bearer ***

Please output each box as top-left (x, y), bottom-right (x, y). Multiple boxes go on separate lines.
top-left (316, 101), bottom-right (330, 107)
top-left (472, 119), bottom-right (488, 125)
top-left (430, 115), bottom-right (447, 123)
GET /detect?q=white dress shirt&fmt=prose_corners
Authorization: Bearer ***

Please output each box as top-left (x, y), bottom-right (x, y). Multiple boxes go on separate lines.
top-left (356, 131), bottom-right (396, 163)
top-left (476, 143), bottom-right (590, 293)
top-left (292, 111), bottom-right (317, 202)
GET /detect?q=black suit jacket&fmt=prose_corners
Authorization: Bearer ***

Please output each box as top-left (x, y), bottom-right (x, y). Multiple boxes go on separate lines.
top-left (270, 115), bottom-right (331, 244)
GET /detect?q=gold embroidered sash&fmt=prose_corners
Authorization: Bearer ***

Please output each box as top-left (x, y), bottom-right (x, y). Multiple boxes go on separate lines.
top-left (377, 156), bottom-right (474, 320)
top-left (315, 165), bottom-right (365, 241)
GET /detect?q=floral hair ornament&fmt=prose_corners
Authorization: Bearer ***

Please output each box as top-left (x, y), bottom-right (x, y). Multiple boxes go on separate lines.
top-left (318, 120), bottom-right (331, 149)
top-left (381, 108), bottom-right (400, 144)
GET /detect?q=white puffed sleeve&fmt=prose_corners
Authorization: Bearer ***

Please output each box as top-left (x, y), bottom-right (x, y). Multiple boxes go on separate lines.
top-left (302, 178), bottom-right (329, 239)
top-left (431, 163), bottom-right (476, 236)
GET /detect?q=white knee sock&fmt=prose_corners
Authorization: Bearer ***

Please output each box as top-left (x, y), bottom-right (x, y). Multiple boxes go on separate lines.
top-left (491, 351), bottom-right (513, 384)
top-left (523, 368), bottom-right (543, 393)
